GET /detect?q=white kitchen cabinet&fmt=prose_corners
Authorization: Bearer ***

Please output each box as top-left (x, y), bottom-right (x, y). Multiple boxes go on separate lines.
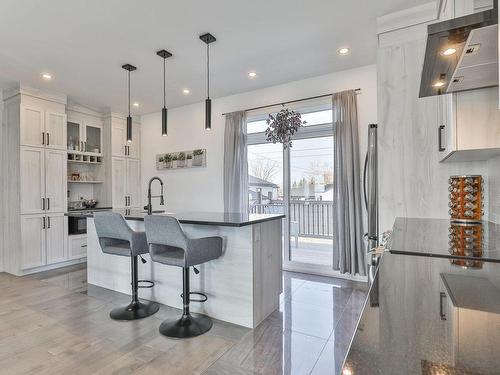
top-left (112, 157), bottom-right (127, 208)
top-left (438, 87), bottom-right (500, 162)
top-left (111, 117), bottom-right (140, 158)
top-left (68, 234), bottom-right (87, 260)
top-left (112, 157), bottom-right (141, 209)
top-left (20, 146), bottom-right (45, 214)
top-left (20, 214), bottom-right (46, 269)
top-left (126, 158), bottom-right (141, 208)
top-left (45, 149), bottom-right (67, 213)
top-left (45, 214), bottom-right (67, 265)
top-left (45, 111), bottom-right (67, 150)
top-left (128, 123), bottom-right (141, 159)
top-left (20, 105), bottom-right (45, 147)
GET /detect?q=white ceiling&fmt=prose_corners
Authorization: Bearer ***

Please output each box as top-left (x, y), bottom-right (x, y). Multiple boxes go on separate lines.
top-left (0, 0), bottom-right (428, 115)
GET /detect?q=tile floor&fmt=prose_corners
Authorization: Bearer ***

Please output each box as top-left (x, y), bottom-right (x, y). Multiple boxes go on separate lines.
top-left (0, 263), bottom-right (367, 375)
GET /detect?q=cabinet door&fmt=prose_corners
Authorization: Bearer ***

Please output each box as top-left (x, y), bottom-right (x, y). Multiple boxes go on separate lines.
top-left (45, 149), bottom-right (67, 213)
top-left (20, 146), bottom-right (45, 214)
top-left (45, 111), bottom-right (67, 150)
top-left (20, 214), bottom-right (45, 269)
top-left (84, 122), bottom-right (103, 154)
top-left (46, 214), bottom-right (67, 264)
top-left (68, 235), bottom-right (87, 259)
top-left (126, 158), bottom-right (141, 208)
top-left (437, 94), bottom-right (456, 162)
top-left (112, 157), bottom-right (127, 208)
top-left (112, 120), bottom-right (127, 157)
top-left (20, 106), bottom-right (45, 147)
top-left (128, 123), bottom-right (141, 159)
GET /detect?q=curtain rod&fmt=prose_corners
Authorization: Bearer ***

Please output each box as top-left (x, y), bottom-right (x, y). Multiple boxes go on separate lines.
top-left (221, 88), bottom-right (361, 116)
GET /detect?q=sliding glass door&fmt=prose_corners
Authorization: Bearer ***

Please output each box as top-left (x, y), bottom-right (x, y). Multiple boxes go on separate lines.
top-left (247, 100), bottom-right (339, 277)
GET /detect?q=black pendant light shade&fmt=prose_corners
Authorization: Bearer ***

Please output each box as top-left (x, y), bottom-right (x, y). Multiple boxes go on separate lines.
top-left (122, 63), bottom-right (136, 143)
top-left (157, 49), bottom-right (172, 136)
top-left (200, 33), bottom-right (216, 131)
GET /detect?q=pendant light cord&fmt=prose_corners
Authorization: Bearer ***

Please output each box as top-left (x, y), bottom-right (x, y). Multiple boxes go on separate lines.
top-left (207, 43), bottom-right (210, 99)
top-left (128, 70), bottom-right (131, 116)
top-left (163, 58), bottom-right (166, 108)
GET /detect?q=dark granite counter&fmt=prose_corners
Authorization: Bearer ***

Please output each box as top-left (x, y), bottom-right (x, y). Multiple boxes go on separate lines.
top-left (343, 252), bottom-right (500, 374)
top-left (65, 209), bottom-right (285, 227)
top-left (388, 217), bottom-right (500, 263)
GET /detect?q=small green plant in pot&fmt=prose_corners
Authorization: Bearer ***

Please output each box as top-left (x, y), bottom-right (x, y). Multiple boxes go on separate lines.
top-left (186, 153), bottom-right (193, 167)
top-left (158, 155), bottom-right (164, 169)
top-left (171, 154), bottom-right (178, 168)
top-left (177, 152), bottom-right (186, 167)
top-left (164, 153), bottom-right (173, 168)
top-left (193, 149), bottom-right (204, 166)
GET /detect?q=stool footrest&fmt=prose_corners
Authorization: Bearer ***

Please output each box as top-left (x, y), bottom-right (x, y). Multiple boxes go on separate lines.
top-left (181, 291), bottom-right (208, 303)
top-left (138, 280), bottom-right (155, 289)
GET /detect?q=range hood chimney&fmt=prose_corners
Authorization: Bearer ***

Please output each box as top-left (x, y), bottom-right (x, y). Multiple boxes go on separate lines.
top-left (419, 3), bottom-right (498, 98)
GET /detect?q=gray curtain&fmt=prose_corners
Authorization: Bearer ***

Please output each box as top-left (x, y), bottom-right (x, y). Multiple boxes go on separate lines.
top-left (333, 90), bottom-right (366, 276)
top-left (223, 111), bottom-right (248, 213)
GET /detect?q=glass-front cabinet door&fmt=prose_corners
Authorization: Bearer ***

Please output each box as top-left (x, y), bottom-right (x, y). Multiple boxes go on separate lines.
top-left (67, 121), bottom-right (82, 151)
top-left (85, 123), bottom-right (102, 155)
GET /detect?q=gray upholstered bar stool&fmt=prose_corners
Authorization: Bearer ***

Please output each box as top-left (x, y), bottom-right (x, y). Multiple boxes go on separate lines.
top-left (144, 215), bottom-right (223, 338)
top-left (94, 212), bottom-right (160, 320)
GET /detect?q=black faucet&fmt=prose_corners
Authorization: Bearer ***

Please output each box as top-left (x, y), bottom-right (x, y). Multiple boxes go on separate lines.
top-left (146, 176), bottom-right (165, 215)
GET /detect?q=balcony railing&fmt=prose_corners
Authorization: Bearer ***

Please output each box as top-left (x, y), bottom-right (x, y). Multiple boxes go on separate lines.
top-left (250, 200), bottom-right (334, 238)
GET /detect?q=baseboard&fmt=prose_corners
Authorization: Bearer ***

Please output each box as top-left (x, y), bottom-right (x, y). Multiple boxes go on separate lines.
top-left (7, 257), bottom-right (87, 276)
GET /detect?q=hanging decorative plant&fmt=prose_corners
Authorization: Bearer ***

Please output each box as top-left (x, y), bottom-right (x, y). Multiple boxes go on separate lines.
top-left (265, 108), bottom-right (306, 148)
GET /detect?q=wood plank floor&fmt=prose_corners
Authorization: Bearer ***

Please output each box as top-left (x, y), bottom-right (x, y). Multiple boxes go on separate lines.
top-left (0, 264), bottom-right (367, 375)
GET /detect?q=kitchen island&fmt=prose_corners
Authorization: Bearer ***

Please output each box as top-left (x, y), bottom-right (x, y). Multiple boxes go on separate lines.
top-left (71, 209), bottom-right (285, 328)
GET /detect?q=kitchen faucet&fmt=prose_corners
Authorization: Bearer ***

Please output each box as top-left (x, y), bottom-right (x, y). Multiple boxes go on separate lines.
top-left (146, 176), bottom-right (165, 215)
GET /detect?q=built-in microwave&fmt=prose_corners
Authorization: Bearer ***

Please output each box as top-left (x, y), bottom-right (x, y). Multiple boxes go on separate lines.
top-left (68, 215), bottom-right (87, 235)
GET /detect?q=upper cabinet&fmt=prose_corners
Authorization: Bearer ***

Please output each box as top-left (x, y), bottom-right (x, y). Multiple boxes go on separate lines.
top-left (66, 109), bottom-right (103, 155)
top-left (111, 116), bottom-right (140, 158)
top-left (20, 105), bottom-right (66, 150)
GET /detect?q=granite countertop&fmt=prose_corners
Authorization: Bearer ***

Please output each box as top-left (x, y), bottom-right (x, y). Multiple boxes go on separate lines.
top-left (388, 217), bottom-right (500, 263)
top-left (343, 252), bottom-right (500, 374)
top-left (65, 208), bottom-right (285, 227)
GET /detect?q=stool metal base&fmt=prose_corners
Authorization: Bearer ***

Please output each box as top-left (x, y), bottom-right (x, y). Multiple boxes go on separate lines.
top-left (110, 300), bottom-right (160, 321)
top-left (159, 313), bottom-right (213, 338)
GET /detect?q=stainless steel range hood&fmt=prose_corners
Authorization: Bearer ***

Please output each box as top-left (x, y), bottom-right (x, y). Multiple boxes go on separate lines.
top-left (419, 6), bottom-right (498, 98)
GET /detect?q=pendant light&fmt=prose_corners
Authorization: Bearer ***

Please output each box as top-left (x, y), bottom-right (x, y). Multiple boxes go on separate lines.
top-left (122, 63), bottom-right (136, 142)
top-left (156, 49), bottom-right (172, 136)
top-left (200, 33), bottom-right (216, 130)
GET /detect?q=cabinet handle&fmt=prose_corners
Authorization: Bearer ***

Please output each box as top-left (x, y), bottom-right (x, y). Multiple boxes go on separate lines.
top-left (47, 198), bottom-right (50, 211)
top-left (47, 216), bottom-right (51, 229)
top-left (438, 125), bottom-right (445, 152)
top-left (81, 244), bottom-right (87, 248)
top-left (42, 132), bottom-right (45, 145)
top-left (439, 292), bottom-right (447, 320)
top-left (124, 145), bottom-right (127, 156)
top-left (84, 141), bottom-right (87, 152)
top-left (46, 132), bottom-right (50, 146)
top-left (42, 217), bottom-right (46, 229)
top-left (80, 141), bottom-right (83, 152)
top-left (42, 198), bottom-right (45, 210)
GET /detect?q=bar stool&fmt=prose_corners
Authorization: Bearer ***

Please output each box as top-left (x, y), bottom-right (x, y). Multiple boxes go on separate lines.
top-left (94, 212), bottom-right (160, 320)
top-left (144, 215), bottom-right (223, 338)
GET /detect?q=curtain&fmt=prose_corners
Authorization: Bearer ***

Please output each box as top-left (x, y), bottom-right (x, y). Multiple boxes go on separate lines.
top-left (333, 90), bottom-right (366, 276)
top-left (223, 111), bottom-right (248, 213)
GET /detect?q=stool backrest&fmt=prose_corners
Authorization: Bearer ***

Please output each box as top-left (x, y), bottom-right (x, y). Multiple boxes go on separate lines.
top-left (144, 215), bottom-right (188, 251)
top-left (94, 212), bottom-right (132, 242)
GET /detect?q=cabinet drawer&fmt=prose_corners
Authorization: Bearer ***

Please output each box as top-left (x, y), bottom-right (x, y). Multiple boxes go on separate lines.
top-left (68, 235), bottom-right (87, 259)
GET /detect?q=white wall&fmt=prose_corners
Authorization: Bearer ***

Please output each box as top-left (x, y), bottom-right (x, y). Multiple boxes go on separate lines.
top-left (140, 64), bottom-right (377, 213)
top-left (488, 156), bottom-right (500, 224)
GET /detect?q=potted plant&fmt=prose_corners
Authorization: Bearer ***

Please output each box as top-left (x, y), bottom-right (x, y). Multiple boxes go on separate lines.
top-left (171, 154), bottom-right (178, 168)
top-left (157, 155), bottom-right (164, 169)
top-left (265, 108), bottom-right (306, 148)
top-left (186, 153), bottom-right (193, 167)
top-left (177, 152), bottom-right (186, 167)
top-left (193, 149), bottom-right (205, 166)
top-left (164, 153), bottom-right (173, 168)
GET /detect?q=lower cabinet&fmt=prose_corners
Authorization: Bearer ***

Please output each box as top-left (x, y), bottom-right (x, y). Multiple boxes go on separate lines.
top-left (20, 213), bottom-right (68, 270)
top-left (68, 234), bottom-right (87, 260)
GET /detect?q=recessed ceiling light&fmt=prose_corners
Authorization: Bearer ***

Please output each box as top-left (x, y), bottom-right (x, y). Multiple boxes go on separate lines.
top-left (433, 81), bottom-right (445, 88)
top-left (248, 71), bottom-right (257, 78)
top-left (183, 89), bottom-right (190, 95)
top-left (133, 102), bottom-right (139, 107)
top-left (338, 47), bottom-right (350, 55)
top-left (41, 73), bottom-right (52, 80)
top-left (441, 48), bottom-right (457, 56)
